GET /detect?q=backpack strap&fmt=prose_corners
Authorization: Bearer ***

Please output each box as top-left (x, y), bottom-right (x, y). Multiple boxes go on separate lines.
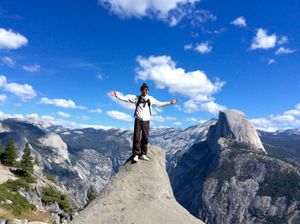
top-left (147, 99), bottom-right (152, 115)
top-left (133, 96), bottom-right (142, 117)
top-left (133, 96), bottom-right (152, 117)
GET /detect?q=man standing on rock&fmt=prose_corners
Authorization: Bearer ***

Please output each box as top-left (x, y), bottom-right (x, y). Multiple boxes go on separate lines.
top-left (110, 83), bottom-right (178, 162)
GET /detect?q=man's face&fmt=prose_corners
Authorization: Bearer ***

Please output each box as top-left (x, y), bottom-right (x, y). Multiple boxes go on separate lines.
top-left (141, 88), bottom-right (148, 96)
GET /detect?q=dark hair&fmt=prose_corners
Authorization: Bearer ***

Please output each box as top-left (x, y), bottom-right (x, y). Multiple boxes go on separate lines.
top-left (140, 83), bottom-right (149, 91)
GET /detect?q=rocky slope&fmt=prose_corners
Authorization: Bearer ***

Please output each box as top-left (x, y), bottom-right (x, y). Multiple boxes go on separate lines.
top-left (170, 109), bottom-right (300, 224)
top-left (0, 163), bottom-right (77, 224)
top-left (71, 146), bottom-right (204, 224)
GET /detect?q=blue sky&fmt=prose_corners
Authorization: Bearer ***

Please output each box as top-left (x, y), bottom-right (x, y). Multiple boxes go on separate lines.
top-left (0, 0), bottom-right (299, 131)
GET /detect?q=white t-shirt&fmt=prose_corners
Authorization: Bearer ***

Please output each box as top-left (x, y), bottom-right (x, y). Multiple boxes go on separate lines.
top-left (116, 94), bottom-right (172, 121)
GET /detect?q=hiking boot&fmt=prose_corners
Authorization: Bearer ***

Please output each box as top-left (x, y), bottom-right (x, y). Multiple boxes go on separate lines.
top-left (140, 155), bottom-right (150, 161)
top-left (133, 155), bottom-right (139, 162)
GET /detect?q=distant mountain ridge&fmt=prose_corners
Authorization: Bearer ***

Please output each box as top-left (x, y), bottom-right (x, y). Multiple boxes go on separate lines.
top-left (0, 117), bottom-right (214, 208)
top-left (1, 111), bottom-right (300, 223)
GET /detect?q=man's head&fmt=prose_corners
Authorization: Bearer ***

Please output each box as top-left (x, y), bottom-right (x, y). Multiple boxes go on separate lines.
top-left (140, 83), bottom-right (149, 96)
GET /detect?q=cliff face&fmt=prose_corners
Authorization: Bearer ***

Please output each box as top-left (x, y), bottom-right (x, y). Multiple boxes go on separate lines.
top-left (71, 146), bottom-right (204, 224)
top-left (207, 110), bottom-right (266, 153)
top-left (171, 110), bottom-right (300, 224)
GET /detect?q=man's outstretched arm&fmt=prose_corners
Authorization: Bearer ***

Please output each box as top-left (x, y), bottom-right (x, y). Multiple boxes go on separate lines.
top-left (151, 97), bottom-right (178, 107)
top-left (110, 91), bottom-right (138, 104)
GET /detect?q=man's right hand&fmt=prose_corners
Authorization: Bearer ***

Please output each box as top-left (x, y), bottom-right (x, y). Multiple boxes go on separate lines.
top-left (110, 91), bottom-right (117, 98)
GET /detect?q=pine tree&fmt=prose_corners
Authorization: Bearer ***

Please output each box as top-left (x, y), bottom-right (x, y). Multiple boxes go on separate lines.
top-left (87, 186), bottom-right (97, 205)
top-left (20, 142), bottom-right (34, 175)
top-left (0, 139), bottom-right (4, 162)
top-left (1, 138), bottom-right (17, 166)
top-left (0, 139), bottom-right (4, 154)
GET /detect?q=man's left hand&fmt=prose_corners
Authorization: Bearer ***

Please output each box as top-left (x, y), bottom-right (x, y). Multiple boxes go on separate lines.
top-left (171, 99), bottom-right (178, 104)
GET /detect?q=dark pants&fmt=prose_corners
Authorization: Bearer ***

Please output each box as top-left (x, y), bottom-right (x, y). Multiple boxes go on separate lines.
top-left (133, 119), bottom-right (150, 156)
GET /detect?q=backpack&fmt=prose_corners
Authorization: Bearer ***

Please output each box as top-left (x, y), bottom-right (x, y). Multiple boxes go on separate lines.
top-left (133, 96), bottom-right (152, 117)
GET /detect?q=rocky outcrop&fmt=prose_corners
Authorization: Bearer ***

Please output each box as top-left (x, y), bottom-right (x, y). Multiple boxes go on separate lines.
top-left (71, 146), bottom-right (204, 224)
top-left (171, 109), bottom-right (300, 224)
top-left (207, 110), bottom-right (266, 153)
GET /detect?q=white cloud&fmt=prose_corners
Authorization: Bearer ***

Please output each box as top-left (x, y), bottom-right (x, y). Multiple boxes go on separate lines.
top-left (98, 0), bottom-right (212, 26)
top-left (267, 58), bottom-right (276, 65)
top-left (231, 16), bottom-right (246, 27)
top-left (152, 115), bottom-right (176, 122)
top-left (0, 28), bottom-right (28, 50)
top-left (250, 28), bottom-right (277, 50)
top-left (186, 117), bottom-right (206, 123)
top-left (39, 97), bottom-right (86, 109)
top-left (135, 55), bottom-right (225, 114)
top-left (107, 110), bottom-right (133, 122)
top-left (173, 121), bottom-right (182, 126)
top-left (283, 104), bottom-right (300, 117)
top-left (184, 100), bottom-right (226, 114)
top-left (22, 64), bottom-right (41, 72)
top-left (195, 42), bottom-right (212, 54)
top-left (275, 47), bottom-right (296, 55)
top-left (2, 56), bottom-right (15, 67)
top-left (0, 75), bottom-right (37, 101)
top-left (96, 74), bottom-right (103, 80)
top-left (0, 111), bottom-right (24, 120)
top-left (89, 108), bottom-right (103, 113)
top-left (57, 111), bottom-right (71, 118)
top-left (184, 43), bottom-right (193, 50)
top-left (0, 94), bottom-right (6, 102)
top-left (136, 55), bottom-right (224, 98)
top-left (251, 103), bottom-right (300, 131)
top-left (278, 36), bottom-right (288, 45)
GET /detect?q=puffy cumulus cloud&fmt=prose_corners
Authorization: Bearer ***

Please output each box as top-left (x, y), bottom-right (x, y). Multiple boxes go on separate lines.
top-left (275, 47), bottom-right (296, 55)
top-left (0, 94), bottom-right (6, 102)
top-left (98, 0), bottom-right (215, 26)
top-left (184, 42), bottom-right (212, 54)
top-left (250, 28), bottom-right (277, 50)
top-left (135, 55), bottom-right (225, 114)
top-left (195, 42), bottom-right (212, 54)
top-left (2, 56), bottom-right (15, 67)
top-left (136, 55), bottom-right (224, 98)
top-left (184, 99), bottom-right (226, 114)
top-left (107, 110), bottom-right (133, 122)
top-left (0, 75), bottom-right (37, 101)
top-left (230, 16), bottom-right (246, 27)
top-left (251, 103), bottom-right (300, 131)
top-left (39, 97), bottom-right (86, 109)
top-left (22, 64), bottom-right (41, 72)
top-left (283, 104), bottom-right (300, 117)
top-left (0, 28), bottom-right (28, 50)
top-left (57, 111), bottom-right (71, 118)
